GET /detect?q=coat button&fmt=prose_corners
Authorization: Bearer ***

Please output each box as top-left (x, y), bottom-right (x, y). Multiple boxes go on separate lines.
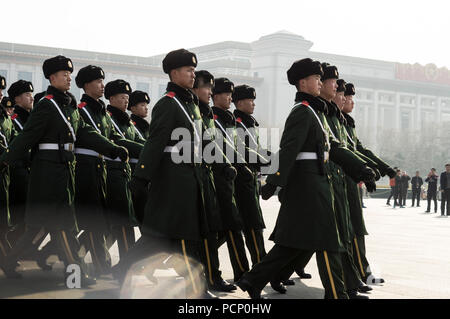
top-left (67, 117), bottom-right (71, 121)
top-left (97, 123), bottom-right (101, 127)
top-left (97, 164), bottom-right (101, 168)
top-left (276, 172), bottom-right (280, 176)
top-left (141, 165), bottom-right (145, 169)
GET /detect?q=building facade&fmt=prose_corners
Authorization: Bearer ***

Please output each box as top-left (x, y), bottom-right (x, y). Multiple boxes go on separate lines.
top-left (1, 31), bottom-right (449, 158)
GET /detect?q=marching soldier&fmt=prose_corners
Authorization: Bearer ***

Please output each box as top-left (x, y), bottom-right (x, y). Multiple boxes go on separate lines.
top-left (0, 75), bottom-right (16, 264)
top-left (211, 78), bottom-right (251, 283)
top-left (0, 55), bottom-right (129, 285)
top-left (232, 85), bottom-right (270, 268)
top-left (236, 58), bottom-right (376, 299)
top-left (275, 66), bottom-right (372, 298)
top-left (129, 90), bottom-right (150, 140)
top-left (318, 64), bottom-right (372, 297)
top-left (6, 80), bottom-right (34, 247)
top-left (74, 67), bottom-right (144, 275)
top-left (342, 82), bottom-right (396, 284)
top-left (192, 71), bottom-right (237, 292)
top-left (104, 80), bottom-right (145, 259)
top-left (114, 49), bottom-right (215, 298)
top-left (1, 96), bottom-right (15, 116)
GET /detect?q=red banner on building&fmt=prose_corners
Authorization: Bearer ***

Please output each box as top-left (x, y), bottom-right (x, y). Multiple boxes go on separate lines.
top-left (395, 63), bottom-right (450, 86)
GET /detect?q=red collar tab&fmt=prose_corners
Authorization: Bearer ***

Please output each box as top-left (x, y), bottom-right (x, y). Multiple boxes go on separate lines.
top-left (45, 94), bottom-right (54, 100)
top-left (213, 114), bottom-right (218, 120)
top-left (107, 111), bottom-right (112, 116)
top-left (301, 100), bottom-right (309, 106)
top-left (166, 92), bottom-right (176, 98)
top-left (11, 113), bottom-right (18, 120)
top-left (78, 102), bottom-right (87, 109)
top-left (236, 117), bottom-right (242, 123)
top-left (132, 121), bottom-right (136, 125)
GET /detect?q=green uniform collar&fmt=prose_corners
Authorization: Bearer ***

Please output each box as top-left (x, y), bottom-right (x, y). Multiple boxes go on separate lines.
top-left (80, 94), bottom-right (106, 114)
top-left (107, 104), bottom-right (130, 126)
top-left (212, 106), bottom-right (235, 126)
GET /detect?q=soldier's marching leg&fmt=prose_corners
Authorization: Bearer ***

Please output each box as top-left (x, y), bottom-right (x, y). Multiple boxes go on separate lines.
top-left (176, 239), bottom-right (209, 298)
top-left (80, 230), bottom-right (111, 276)
top-left (276, 250), bottom-right (314, 283)
top-left (352, 235), bottom-right (383, 284)
top-left (340, 242), bottom-right (370, 298)
top-left (52, 230), bottom-right (96, 286)
top-left (34, 234), bottom-right (57, 271)
top-left (220, 230), bottom-right (249, 282)
top-left (111, 225), bottom-right (136, 260)
top-left (0, 228), bottom-right (11, 263)
top-left (6, 223), bottom-right (26, 249)
top-left (0, 228), bottom-right (10, 255)
top-left (243, 228), bottom-right (266, 266)
top-left (238, 245), bottom-right (308, 295)
top-left (201, 232), bottom-right (236, 292)
top-left (316, 250), bottom-right (348, 299)
top-left (1, 226), bottom-right (48, 278)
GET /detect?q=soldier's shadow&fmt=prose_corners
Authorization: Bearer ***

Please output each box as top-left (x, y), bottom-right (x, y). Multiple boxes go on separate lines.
top-left (261, 278), bottom-right (324, 299)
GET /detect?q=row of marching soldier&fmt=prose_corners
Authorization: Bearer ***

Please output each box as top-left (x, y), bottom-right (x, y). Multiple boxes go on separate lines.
top-left (0, 48), bottom-right (397, 299)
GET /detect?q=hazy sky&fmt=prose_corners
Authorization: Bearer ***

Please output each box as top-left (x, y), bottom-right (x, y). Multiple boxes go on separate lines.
top-left (2, 0), bottom-right (449, 68)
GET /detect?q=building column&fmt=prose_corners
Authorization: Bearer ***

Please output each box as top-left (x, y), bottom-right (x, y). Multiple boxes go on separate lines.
top-left (395, 93), bottom-right (401, 132)
top-left (372, 90), bottom-right (379, 151)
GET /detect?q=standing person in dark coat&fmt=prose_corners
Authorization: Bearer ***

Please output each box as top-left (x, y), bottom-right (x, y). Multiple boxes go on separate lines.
top-left (411, 171), bottom-right (423, 207)
top-left (425, 168), bottom-right (438, 213)
top-left (386, 167), bottom-right (398, 206)
top-left (393, 170), bottom-right (403, 208)
top-left (399, 171), bottom-right (411, 207)
top-left (440, 164), bottom-right (450, 216)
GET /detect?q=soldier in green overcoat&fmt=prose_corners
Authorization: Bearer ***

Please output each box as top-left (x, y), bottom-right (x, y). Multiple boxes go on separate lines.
top-left (104, 80), bottom-right (145, 260)
top-left (0, 75), bottom-right (16, 263)
top-left (192, 70), bottom-right (239, 292)
top-left (236, 58), bottom-right (377, 299)
top-left (211, 78), bottom-right (250, 283)
top-left (0, 56), bottom-right (128, 285)
top-left (114, 49), bottom-right (216, 298)
top-left (233, 85), bottom-right (271, 268)
top-left (129, 91), bottom-right (150, 140)
top-left (74, 67), bottom-right (144, 276)
top-left (6, 80), bottom-right (34, 248)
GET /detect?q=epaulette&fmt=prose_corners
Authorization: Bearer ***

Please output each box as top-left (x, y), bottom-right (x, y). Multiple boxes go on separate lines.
top-left (78, 102), bottom-right (87, 109)
top-left (166, 92), bottom-right (176, 98)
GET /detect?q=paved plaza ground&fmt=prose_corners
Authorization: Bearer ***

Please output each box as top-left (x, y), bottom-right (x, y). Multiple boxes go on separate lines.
top-left (1, 198), bottom-right (449, 299)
